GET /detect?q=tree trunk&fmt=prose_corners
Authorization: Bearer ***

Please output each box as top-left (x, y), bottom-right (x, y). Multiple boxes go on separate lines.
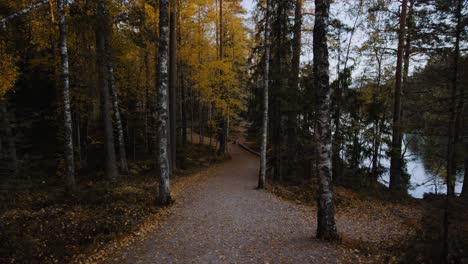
top-left (178, 4), bottom-right (187, 148)
top-left (0, 100), bottom-right (17, 177)
top-left (286, 0), bottom-right (302, 179)
top-left (169, 0), bottom-right (177, 171)
top-left (96, 0), bottom-right (118, 181)
top-left (0, 0), bottom-right (49, 25)
top-left (190, 85), bottom-right (194, 143)
top-left (258, 0), bottom-right (270, 189)
top-left (156, 0), bottom-right (172, 205)
top-left (58, 0), bottom-right (75, 192)
top-left (74, 106), bottom-right (82, 168)
top-left (389, 0), bottom-right (408, 193)
top-left (313, 0), bottom-right (339, 241)
top-left (199, 103), bottom-right (205, 145)
top-left (108, 55), bottom-right (129, 174)
top-left (446, 0), bottom-right (462, 197)
top-left (462, 143), bottom-right (468, 197)
top-left (144, 50), bottom-right (151, 153)
top-left (332, 27), bottom-right (342, 184)
top-left (104, 14), bottom-right (128, 174)
top-left (0, 134), bottom-right (3, 160)
top-left (217, 0), bottom-right (228, 155)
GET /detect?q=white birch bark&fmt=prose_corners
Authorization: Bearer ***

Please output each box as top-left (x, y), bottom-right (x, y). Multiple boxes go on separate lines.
top-left (58, 0), bottom-right (75, 192)
top-left (156, 0), bottom-right (172, 205)
top-left (314, 0), bottom-right (339, 241)
top-left (108, 60), bottom-right (129, 174)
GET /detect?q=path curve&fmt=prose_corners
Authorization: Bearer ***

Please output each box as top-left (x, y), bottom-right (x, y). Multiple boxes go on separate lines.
top-left (104, 143), bottom-right (358, 264)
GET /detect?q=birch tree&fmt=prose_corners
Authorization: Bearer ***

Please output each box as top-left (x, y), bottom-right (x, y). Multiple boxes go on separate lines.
top-left (108, 57), bottom-right (129, 175)
top-left (258, 0), bottom-right (270, 189)
top-left (169, 0), bottom-right (177, 171)
top-left (156, 0), bottom-right (172, 205)
top-left (58, 0), bottom-right (75, 192)
top-left (313, 0), bottom-right (339, 241)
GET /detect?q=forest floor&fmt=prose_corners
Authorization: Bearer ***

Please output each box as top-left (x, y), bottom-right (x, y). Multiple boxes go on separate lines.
top-left (0, 143), bottom-right (224, 263)
top-left (88, 140), bottom-right (424, 264)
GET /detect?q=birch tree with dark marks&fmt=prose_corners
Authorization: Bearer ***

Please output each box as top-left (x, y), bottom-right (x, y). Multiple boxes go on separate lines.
top-left (169, 0), bottom-right (177, 172)
top-left (108, 57), bottom-right (129, 175)
top-left (156, 0), bottom-right (172, 205)
top-left (258, 0), bottom-right (270, 190)
top-left (104, 14), bottom-right (128, 175)
top-left (313, 0), bottom-right (339, 241)
top-left (58, 0), bottom-right (75, 192)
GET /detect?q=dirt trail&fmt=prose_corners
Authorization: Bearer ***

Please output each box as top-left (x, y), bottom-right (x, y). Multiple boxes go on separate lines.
top-left (101, 142), bottom-right (368, 264)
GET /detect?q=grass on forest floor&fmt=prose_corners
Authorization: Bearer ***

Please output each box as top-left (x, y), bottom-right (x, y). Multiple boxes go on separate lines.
top-left (0, 144), bottom-right (224, 263)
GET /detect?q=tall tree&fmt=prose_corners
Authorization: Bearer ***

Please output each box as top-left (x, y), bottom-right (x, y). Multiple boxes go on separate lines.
top-left (286, 0), bottom-right (302, 179)
top-left (107, 56), bottom-right (129, 175)
top-left (101, 1), bottom-right (128, 175)
top-left (314, 0), bottom-right (339, 241)
top-left (58, 0), bottom-right (75, 192)
top-left (446, 0), bottom-right (463, 196)
top-left (96, 0), bottom-right (118, 181)
top-left (258, 0), bottom-right (271, 190)
top-left (462, 142), bottom-right (468, 197)
top-left (156, 0), bottom-right (172, 205)
top-left (169, 0), bottom-right (177, 171)
top-left (217, 0), bottom-right (228, 155)
top-left (389, 0), bottom-right (408, 192)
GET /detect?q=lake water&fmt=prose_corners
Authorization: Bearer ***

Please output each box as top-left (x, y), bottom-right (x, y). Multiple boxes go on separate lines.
top-left (379, 153), bottom-right (464, 199)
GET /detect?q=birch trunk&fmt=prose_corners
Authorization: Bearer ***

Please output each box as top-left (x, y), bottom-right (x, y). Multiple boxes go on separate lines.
top-left (96, 0), bottom-right (118, 181)
top-left (156, 0), bottom-right (172, 205)
top-left (104, 20), bottom-right (128, 174)
top-left (58, 0), bottom-right (75, 192)
top-left (169, 0), bottom-right (177, 171)
top-left (313, 0), bottom-right (339, 241)
top-left (178, 5), bottom-right (187, 148)
top-left (389, 0), bottom-right (408, 192)
top-left (0, 0), bottom-right (49, 26)
top-left (258, 0), bottom-right (270, 189)
top-left (108, 58), bottom-right (129, 174)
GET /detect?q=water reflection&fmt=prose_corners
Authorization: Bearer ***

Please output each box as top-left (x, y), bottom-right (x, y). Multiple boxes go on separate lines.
top-left (378, 134), bottom-right (464, 199)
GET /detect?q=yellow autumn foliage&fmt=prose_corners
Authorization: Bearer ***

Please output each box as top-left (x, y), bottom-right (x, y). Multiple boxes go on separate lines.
top-left (0, 47), bottom-right (18, 97)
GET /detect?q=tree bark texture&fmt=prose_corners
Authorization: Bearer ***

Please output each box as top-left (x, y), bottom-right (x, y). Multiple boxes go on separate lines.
top-left (313, 0), bottom-right (339, 241)
top-left (156, 0), bottom-right (172, 205)
top-left (389, 0), bottom-right (408, 193)
top-left (446, 0), bottom-right (462, 196)
top-left (96, 0), bottom-right (118, 181)
top-left (169, 0), bottom-right (177, 171)
top-left (58, 0), bottom-right (75, 192)
top-left (258, 0), bottom-right (270, 189)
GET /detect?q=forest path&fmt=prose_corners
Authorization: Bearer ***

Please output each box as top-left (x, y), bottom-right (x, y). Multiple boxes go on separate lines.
top-left (103, 142), bottom-right (360, 264)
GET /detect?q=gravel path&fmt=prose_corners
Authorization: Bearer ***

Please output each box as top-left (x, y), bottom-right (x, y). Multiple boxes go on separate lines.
top-left (103, 143), bottom-right (361, 263)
